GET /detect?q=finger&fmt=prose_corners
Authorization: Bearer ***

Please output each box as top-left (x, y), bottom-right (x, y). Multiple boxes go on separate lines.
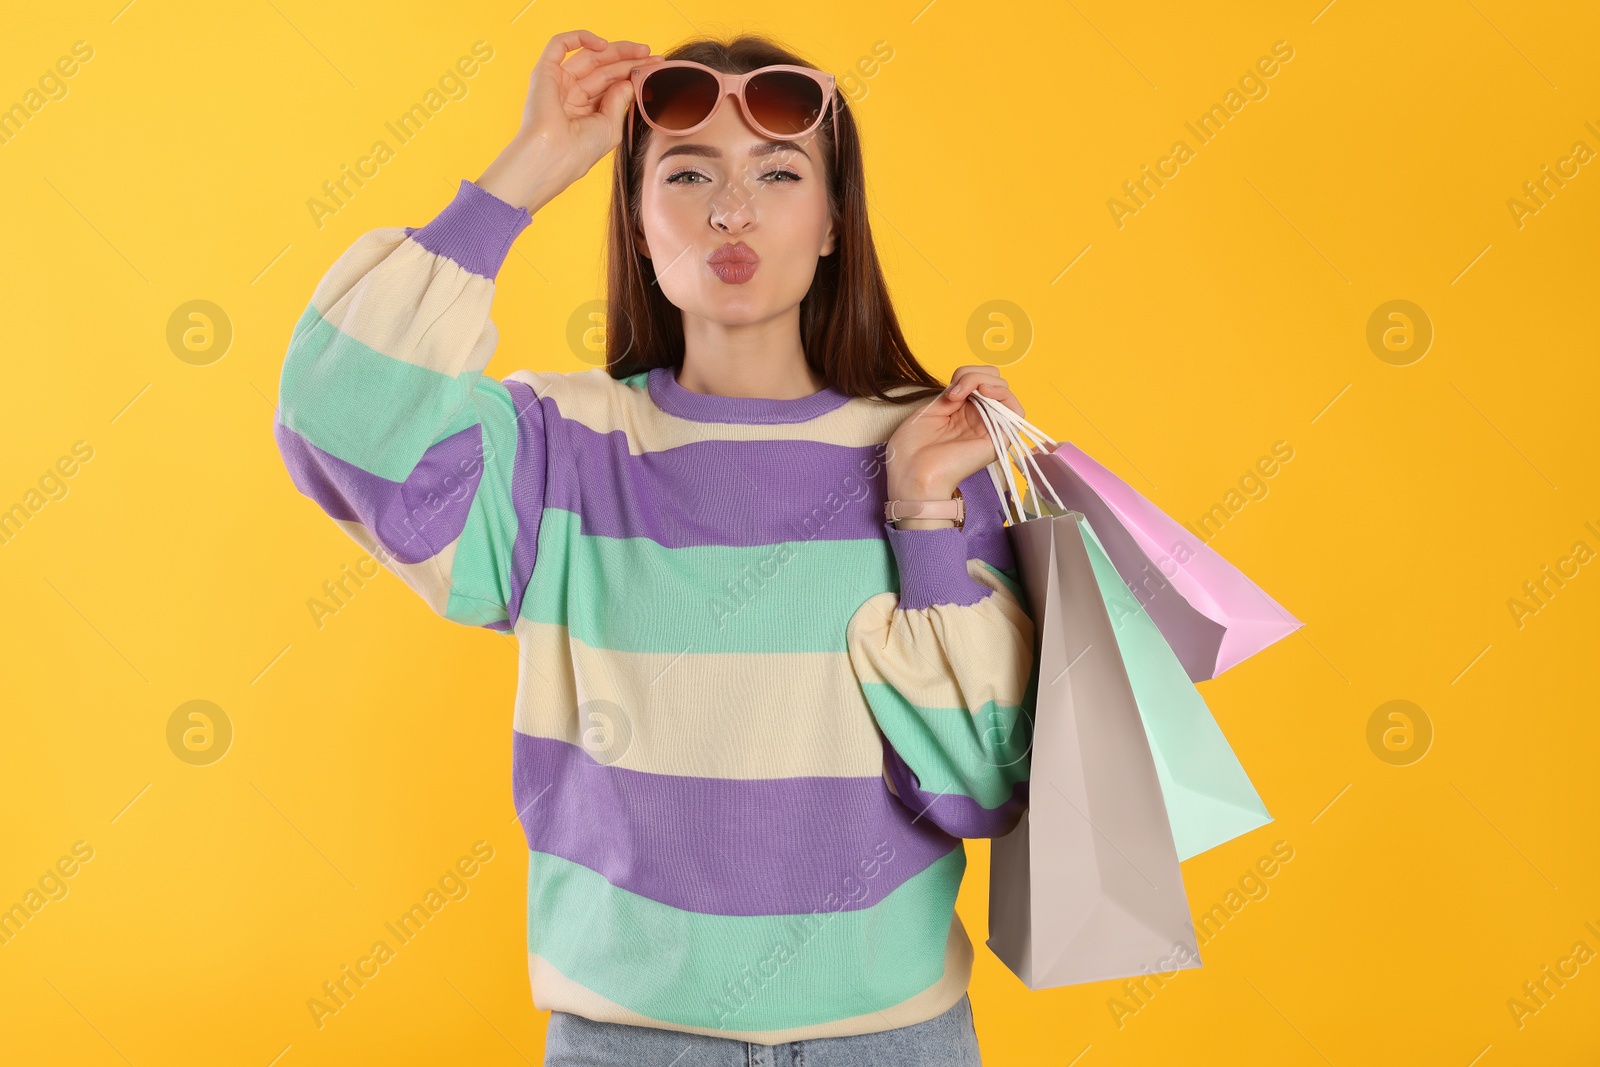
top-left (945, 365), bottom-right (1000, 390)
top-left (941, 368), bottom-right (974, 399)
top-left (947, 364), bottom-right (999, 385)
top-left (535, 31), bottom-right (608, 95)
top-left (947, 375), bottom-right (1025, 423)
top-left (972, 380), bottom-right (1024, 418)
top-left (595, 77), bottom-right (634, 137)
top-left (979, 383), bottom-right (1017, 415)
top-left (945, 369), bottom-right (1005, 402)
top-left (955, 385), bottom-right (1019, 434)
top-left (539, 29), bottom-right (609, 71)
top-left (564, 40), bottom-right (652, 81)
top-left (573, 54), bottom-right (655, 101)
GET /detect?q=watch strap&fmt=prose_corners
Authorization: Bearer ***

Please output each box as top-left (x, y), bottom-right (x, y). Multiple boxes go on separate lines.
top-left (884, 488), bottom-right (964, 528)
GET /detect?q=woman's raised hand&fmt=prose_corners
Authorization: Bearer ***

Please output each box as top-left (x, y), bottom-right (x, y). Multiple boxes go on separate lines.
top-left (885, 365), bottom-right (1028, 506)
top-left (476, 29), bottom-right (655, 212)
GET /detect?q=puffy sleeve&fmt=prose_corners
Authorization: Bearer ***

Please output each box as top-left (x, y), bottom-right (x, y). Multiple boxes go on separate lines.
top-left (846, 468), bottom-right (1037, 839)
top-left (273, 179), bottom-right (550, 632)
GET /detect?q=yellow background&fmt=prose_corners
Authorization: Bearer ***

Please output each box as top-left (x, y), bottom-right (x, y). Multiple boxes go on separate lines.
top-left (2, 0), bottom-right (1597, 1063)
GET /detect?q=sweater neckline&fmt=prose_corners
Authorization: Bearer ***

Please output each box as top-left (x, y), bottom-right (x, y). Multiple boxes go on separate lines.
top-left (647, 365), bottom-right (852, 425)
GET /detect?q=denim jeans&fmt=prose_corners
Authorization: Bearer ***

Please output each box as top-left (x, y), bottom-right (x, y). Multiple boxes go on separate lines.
top-left (542, 993), bottom-right (982, 1066)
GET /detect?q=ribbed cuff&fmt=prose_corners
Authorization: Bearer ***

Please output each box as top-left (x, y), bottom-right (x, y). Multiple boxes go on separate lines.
top-left (404, 178), bottom-right (532, 280)
top-left (884, 519), bottom-right (993, 610)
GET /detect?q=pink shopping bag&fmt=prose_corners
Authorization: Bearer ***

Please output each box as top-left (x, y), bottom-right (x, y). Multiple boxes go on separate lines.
top-left (1020, 443), bottom-right (1303, 682)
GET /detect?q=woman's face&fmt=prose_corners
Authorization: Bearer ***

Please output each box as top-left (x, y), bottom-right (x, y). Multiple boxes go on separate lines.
top-left (635, 97), bottom-right (835, 328)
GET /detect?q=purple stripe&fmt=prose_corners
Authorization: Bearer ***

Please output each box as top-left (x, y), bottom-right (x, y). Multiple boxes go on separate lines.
top-left (647, 365), bottom-right (852, 424)
top-left (958, 473), bottom-right (1013, 574)
top-left (885, 520), bottom-right (995, 609)
top-left (529, 399), bottom-right (1015, 574)
top-left (504, 380), bottom-right (549, 624)
top-left (512, 730), bottom-right (960, 916)
top-left (883, 737), bottom-right (1028, 840)
top-left (274, 419), bottom-right (483, 565)
top-left (403, 179), bottom-right (531, 280)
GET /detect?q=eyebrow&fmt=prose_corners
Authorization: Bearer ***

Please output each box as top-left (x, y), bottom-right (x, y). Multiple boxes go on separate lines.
top-left (656, 140), bottom-right (812, 164)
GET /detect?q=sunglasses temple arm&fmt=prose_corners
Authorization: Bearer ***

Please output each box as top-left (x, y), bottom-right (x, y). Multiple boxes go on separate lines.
top-left (830, 91), bottom-right (839, 162)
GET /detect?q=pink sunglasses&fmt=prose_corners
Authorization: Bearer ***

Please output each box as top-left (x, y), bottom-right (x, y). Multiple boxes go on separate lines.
top-left (626, 59), bottom-right (839, 165)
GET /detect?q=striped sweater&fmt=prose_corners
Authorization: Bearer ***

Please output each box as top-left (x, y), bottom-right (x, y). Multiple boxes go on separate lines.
top-left (273, 178), bottom-right (1038, 1042)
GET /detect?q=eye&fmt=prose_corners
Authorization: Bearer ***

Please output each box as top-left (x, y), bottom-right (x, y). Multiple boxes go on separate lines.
top-left (663, 167), bottom-right (803, 186)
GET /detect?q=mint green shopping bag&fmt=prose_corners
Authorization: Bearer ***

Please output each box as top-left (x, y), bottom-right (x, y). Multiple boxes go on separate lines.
top-left (1078, 516), bottom-right (1273, 860)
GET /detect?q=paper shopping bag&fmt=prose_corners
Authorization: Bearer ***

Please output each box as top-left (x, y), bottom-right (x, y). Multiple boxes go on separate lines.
top-left (1076, 516), bottom-right (1273, 860)
top-left (986, 509), bottom-right (1202, 989)
top-left (1022, 443), bottom-right (1303, 682)
top-left (974, 400), bottom-right (1273, 859)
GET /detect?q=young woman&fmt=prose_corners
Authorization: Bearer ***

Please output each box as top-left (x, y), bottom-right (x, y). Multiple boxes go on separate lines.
top-left (275, 27), bottom-right (1037, 1067)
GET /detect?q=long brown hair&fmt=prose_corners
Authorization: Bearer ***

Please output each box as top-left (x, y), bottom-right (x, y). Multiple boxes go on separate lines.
top-left (604, 33), bottom-right (946, 405)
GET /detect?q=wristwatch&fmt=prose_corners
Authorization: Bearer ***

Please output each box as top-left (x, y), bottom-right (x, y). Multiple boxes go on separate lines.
top-left (885, 487), bottom-right (964, 530)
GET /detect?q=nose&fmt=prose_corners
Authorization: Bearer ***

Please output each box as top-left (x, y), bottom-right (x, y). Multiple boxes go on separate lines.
top-left (708, 174), bottom-right (757, 234)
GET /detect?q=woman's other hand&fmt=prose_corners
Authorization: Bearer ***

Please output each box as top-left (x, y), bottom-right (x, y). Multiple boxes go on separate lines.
top-left (476, 29), bottom-right (655, 212)
top-left (885, 364), bottom-right (1027, 503)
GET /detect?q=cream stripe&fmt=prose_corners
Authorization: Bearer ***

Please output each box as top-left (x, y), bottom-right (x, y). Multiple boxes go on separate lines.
top-left (506, 366), bottom-right (940, 452)
top-left (331, 517), bottom-right (461, 618)
top-left (311, 229), bottom-right (500, 378)
top-left (527, 910), bottom-right (973, 1042)
top-left (307, 226), bottom-right (409, 316)
top-left (846, 559), bottom-right (1035, 709)
top-left (512, 618), bottom-right (885, 778)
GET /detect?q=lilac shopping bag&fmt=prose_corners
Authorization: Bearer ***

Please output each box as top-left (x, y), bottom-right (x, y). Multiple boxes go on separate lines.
top-left (1026, 442), bottom-right (1302, 681)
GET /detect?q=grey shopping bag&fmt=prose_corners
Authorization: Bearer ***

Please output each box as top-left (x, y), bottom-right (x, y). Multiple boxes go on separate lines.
top-left (986, 509), bottom-right (1202, 989)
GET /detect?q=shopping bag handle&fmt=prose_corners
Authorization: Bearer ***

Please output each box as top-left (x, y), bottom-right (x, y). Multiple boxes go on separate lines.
top-left (975, 400), bottom-right (1044, 523)
top-left (966, 391), bottom-right (1067, 523)
top-left (972, 395), bottom-right (1047, 523)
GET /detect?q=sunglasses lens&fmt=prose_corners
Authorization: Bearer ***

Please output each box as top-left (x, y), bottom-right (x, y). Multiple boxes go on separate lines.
top-left (640, 66), bottom-right (721, 131)
top-left (746, 70), bottom-right (827, 136)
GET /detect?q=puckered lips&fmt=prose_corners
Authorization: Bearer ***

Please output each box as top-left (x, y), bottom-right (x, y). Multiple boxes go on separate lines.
top-left (707, 242), bottom-right (759, 284)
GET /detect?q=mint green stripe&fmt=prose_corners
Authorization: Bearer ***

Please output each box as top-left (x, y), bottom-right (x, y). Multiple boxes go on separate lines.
top-left (279, 302), bottom-right (487, 481)
top-left (442, 378), bottom-right (523, 625)
top-left (280, 303), bottom-right (523, 625)
top-left (860, 683), bottom-right (1030, 806)
top-left (287, 300), bottom-right (319, 348)
top-left (522, 508), bottom-right (898, 653)
top-left (977, 560), bottom-right (1024, 603)
top-left (527, 847), bottom-right (962, 1031)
